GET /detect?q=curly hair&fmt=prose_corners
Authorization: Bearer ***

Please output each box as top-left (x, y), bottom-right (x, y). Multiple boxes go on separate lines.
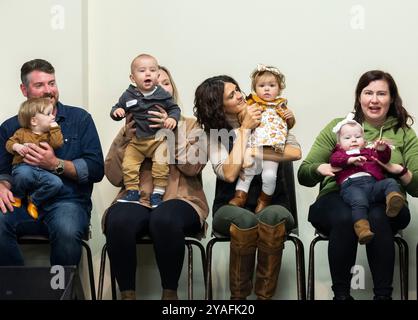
top-left (193, 75), bottom-right (241, 133)
top-left (353, 70), bottom-right (414, 131)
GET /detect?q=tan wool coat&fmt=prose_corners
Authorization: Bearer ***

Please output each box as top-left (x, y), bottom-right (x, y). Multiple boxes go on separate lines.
top-left (102, 117), bottom-right (209, 231)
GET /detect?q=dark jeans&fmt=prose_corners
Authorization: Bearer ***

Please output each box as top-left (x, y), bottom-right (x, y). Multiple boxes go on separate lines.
top-left (308, 192), bottom-right (410, 298)
top-left (105, 199), bottom-right (201, 291)
top-left (12, 163), bottom-right (63, 207)
top-left (0, 200), bottom-right (89, 266)
top-left (340, 176), bottom-right (400, 222)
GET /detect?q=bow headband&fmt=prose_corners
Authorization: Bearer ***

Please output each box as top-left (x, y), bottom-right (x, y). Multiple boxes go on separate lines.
top-left (332, 112), bottom-right (362, 134)
top-left (255, 64), bottom-right (282, 77)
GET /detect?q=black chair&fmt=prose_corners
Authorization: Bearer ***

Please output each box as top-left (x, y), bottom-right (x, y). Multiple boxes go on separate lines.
top-left (307, 231), bottom-right (409, 300)
top-left (17, 229), bottom-right (96, 300)
top-left (205, 161), bottom-right (306, 300)
top-left (97, 232), bottom-right (207, 300)
top-left (416, 242), bottom-right (418, 300)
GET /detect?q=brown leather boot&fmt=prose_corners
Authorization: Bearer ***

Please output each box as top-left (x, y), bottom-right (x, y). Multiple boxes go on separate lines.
top-left (161, 289), bottom-right (178, 300)
top-left (254, 220), bottom-right (286, 300)
top-left (354, 219), bottom-right (374, 245)
top-left (254, 191), bottom-right (273, 214)
top-left (120, 290), bottom-right (136, 300)
top-left (386, 192), bottom-right (405, 217)
top-left (229, 223), bottom-right (258, 300)
top-left (229, 190), bottom-right (248, 207)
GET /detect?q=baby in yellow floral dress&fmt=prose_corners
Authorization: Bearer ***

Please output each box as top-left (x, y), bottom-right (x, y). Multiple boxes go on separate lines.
top-left (229, 64), bottom-right (297, 213)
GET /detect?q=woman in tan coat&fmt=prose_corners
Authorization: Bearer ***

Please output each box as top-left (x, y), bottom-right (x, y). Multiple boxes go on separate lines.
top-left (103, 66), bottom-right (208, 300)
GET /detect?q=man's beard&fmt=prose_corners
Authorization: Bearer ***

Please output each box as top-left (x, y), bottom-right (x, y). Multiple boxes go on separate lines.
top-left (42, 93), bottom-right (58, 105)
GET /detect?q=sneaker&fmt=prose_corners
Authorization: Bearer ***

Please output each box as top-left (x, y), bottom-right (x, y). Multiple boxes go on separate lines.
top-left (150, 193), bottom-right (163, 208)
top-left (117, 190), bottom-right (140, 204)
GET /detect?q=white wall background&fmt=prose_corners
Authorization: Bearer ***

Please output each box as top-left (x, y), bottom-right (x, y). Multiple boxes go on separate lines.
top-left (1, 0), bottom-right (418, 300)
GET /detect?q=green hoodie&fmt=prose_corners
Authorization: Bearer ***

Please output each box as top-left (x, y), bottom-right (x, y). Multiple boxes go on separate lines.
top-left (297, 116), bottom-right (418, 199)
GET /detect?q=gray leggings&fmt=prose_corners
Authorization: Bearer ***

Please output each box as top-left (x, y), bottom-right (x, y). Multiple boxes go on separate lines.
top-left (213, 204), bottom-right (294, 236)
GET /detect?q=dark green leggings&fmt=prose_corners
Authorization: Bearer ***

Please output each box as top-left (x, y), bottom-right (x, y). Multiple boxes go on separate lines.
top-left (212, 204), bottom-right (295, 236)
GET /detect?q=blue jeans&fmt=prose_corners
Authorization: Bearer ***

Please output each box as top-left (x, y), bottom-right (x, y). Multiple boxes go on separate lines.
top-left (12, 164), bottom-right (63, 207)
top-left (0, 200), bottom-right (89, 266)
top-left (340, 176), bottom-right (400, 222)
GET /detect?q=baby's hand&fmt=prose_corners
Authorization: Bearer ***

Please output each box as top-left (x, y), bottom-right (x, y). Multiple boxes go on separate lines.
top-left (113, 108), bottom-right (126, 118)
top-left (163, 117), bottom-right (177, 130)
top-left (374, 140), bottom-right (388, 151)
top-left (282, 108), bottom-right (295, 121)
top-left (50, 121), bottom-right (59, 128)
top-left (348, 156), bottom-right (367, 166)
top-left (13, 143), bottom-right (29, 157)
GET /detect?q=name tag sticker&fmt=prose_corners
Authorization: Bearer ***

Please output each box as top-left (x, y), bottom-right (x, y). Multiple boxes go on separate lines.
top-left (126, 100), bottom-right (137, 108)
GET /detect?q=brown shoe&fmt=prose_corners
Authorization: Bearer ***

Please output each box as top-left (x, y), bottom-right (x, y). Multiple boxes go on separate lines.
top-left (27, 201), bottom-right (39, 220)
top-left (229, 190), bottom-right (248, 207)
top-left (120, 290), bottom-right (136, 300)
top-left (386, 192), bottom-right (405, 217)
top-left (161, 289), bottom-right (178, 300)
top-left (354, 219), bottom-right (374, 245)
top-left (255, 192), bottom-right (273, 214)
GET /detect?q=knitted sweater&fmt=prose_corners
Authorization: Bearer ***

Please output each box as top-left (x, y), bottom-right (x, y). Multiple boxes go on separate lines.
top-left (330, 145), bottom-right (390, 185)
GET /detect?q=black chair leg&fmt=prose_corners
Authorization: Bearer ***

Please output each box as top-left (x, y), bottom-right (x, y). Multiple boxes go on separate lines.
top-left (287, 235), bottom-right (306, 300)
top-left (307, 236), bottom-right (327, 300)
top-left (186, 239), bottom-right (207, 300)
top-left (97, 243), bottom-right (108, 300)
top-left (81, 241), bottom-right (96, 300)
top-left (186, 242), bottom-right (193, 300)
top-left (98, 240), bottom-right (205, 300)
top-left (416, 243), bottom-right (418, 301)
top-left (205, 238), bottom-right (217, 300)
top-left (308, 235), bottom-right (408, 301)
top-left (394, 237), bottom-right (409, 300)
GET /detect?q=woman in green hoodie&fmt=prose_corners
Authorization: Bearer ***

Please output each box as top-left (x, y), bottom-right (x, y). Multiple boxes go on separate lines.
top-left (298, 70), bottom-right (418, 300)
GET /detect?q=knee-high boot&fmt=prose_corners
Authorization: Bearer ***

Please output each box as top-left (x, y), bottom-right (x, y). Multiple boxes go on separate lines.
top-left (255, 220), bottom-right (286, 300)
top-left (229, 223), bottom-right (258, 300)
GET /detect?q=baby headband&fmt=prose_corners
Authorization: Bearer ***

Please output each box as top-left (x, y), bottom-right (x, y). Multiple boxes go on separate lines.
top-left (256, 64), bottom-right (282, 77)
top-left (332, 112), bottom-right (362, 134)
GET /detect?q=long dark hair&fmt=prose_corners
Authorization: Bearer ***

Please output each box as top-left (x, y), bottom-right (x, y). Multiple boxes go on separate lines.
top-left (353, 70), bottom-right (414, 131)
top-left (193, 75), bottom-right (241, 133)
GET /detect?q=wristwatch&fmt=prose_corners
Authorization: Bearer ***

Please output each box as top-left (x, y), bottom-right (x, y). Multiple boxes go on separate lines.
top-left (54, 159), bottom-right (65, 175)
